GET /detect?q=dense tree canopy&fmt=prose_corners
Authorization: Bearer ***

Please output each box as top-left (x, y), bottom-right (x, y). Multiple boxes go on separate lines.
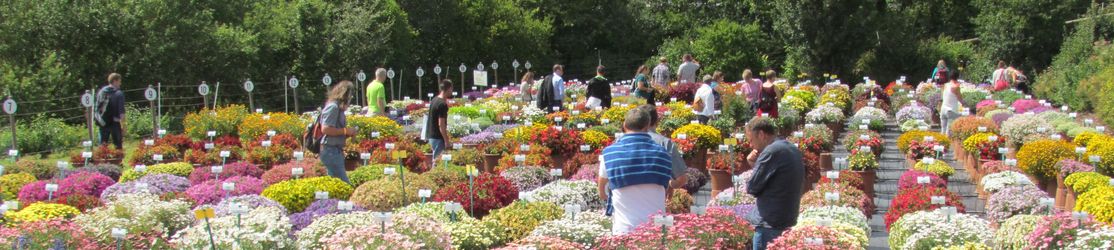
top-left (0, 0), bottom-right (1106, 120)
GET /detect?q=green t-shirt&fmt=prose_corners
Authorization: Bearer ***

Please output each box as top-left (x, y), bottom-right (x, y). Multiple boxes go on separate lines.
top-left (366, 80), bottom-right (386, 113)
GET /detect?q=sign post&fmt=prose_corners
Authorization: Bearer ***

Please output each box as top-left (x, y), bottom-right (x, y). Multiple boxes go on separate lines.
top-left (4, 97), bottom-right (15, 155)
top-left (145, 85), bottom-right (159, 139)
top-left (387, 69), bottom-right (396, 100)
top-left (81, 90), bottom-right (95, 144)
top-left (416, 67), bottom-right (426, 100)
top-left (288, 77), bottom-right (300, 113)
top-left (434, 64), bottom-right (443, 85)
top-left (198, 82), bottom-right (210, 110)
top-left (459, 64), bottom-right (467, 94)
top-left (491, 61), bottom-right (499, 88)
top-left (357, 70), bottom-right (367, 106)
top-left (512, 60), bottom-right (520, 86)
top-left (243, 80), bottom-right (255, 111)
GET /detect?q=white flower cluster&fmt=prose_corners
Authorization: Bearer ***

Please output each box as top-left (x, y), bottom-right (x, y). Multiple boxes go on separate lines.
top-left (799, 206), bottom-right (870, 237)
top-left (1066, 226), bottom-right (1114, 250)
top-left (525, 180), bottom-right (603, 210)
top-left (75, 193), bottom-right (193, 242)
top-left (980, 170), bottom-right (1033, 194)
top-left (295, 211), bottom-right (380, 249)
top-left (530, 211), bottom-right (611, 247)
top-left (890, 208), bottom-right (993, 250)
top-left (171, 206), bottom-right (294, 249)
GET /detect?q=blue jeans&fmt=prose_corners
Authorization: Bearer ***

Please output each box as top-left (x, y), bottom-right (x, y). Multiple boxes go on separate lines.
top-left (319, 145), bottom-right (350, 184)
top-left (429, 139), bottom-right (446, 166)
top-left (752, 227), bottom-right (786, 250)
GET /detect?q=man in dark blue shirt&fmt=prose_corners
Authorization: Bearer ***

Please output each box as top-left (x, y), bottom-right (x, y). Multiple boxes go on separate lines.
top-left (745, 116), bottom-right (804, 250)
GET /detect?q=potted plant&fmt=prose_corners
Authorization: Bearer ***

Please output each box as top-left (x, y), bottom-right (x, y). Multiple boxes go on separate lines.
top-left (671, 124), bottom-right (723, 172)
top-left (531, 126), bottom-right (582, 170)
top-left (706, 153), bottom-right (738, 197)
top-left (1055, 160), bottom-right (1094, 210)
top-left (847, 151), bottom-right (878, 199)
top-left (913, 158), bottom-right (955, 181)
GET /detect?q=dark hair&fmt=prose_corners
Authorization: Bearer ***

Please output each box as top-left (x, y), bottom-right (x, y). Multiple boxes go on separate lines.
top-left (746, 116), bottom-right (778, 136)
top-left (948, 70), bottom-right (961, 82)
top-left (997, 60), bottom-right (1006, 68)
top-left (623, 108), bottom-right (652, 132)
top-left (439, 79), bottom-right (454, 92)
top-left (637, 104), bottom-right (658, 126)
top-left (596, 65), bottom-right (606, 74)
top-left (553, 64), bottom-right (564, 72)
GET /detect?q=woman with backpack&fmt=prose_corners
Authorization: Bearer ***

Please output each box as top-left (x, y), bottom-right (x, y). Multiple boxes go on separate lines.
top-left (317, 80), bottom-right (358, 184)
top-left (930, 60), bottom-right (949, 85)
top-left (755, 70), bottom-right (780, 118)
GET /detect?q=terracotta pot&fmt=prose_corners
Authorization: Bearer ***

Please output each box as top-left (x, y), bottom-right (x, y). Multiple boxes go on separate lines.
top-left (685, 150), bottom-right (709, 172)
top-left (820, 153), bottom-right (833, 172)
top-left (483, 154), bottom-right (501, 173)
top-left (826, 123), bottom-right (843, 138)
top-left (1056, 173), bottom-right (1068, 210)
top-left (550, 153), bottom-right (570, 171)
top-left (344, 159), bottom-right (360, 171)
top-left (905, 155), bottom-right (916, 169)
top-left (709, 169), bottom-right (733, 197)
top-left (953, 141), bottom-right (966, 163)
top-left (1065, 190), bottom-right (1078, 210)
top-left (851, 170), bottom-right (876, 199)
top-left (978, 187), bottom-right (988, 200)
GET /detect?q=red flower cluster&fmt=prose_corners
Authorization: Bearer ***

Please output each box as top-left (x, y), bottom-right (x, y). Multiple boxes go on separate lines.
top-left (156, 134), bottom-right (195, 153)
top-left (531, 126), bottom-right (582, 155)
top-left (976, 136), bottom-right (1006, 160)
top-left (818, 170), bottom-right (864, 190)
top-left (793, 136), bottom-right (827, 154)
top-left (850, 137), bottom-right (883, 156)
top-left (906, 140), bottom-right (942, 160)
top-left (432, 173), bottom-right (518, 217)
top-left (706, 152), bottom-right (745, 172)
top-left (884, 187), bottom-right (966, 230)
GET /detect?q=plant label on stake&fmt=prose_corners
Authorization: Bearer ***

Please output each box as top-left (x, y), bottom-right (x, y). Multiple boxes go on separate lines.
top-left (337, 201), bottom-right (354, 212)
top-left (291, 167), bottom-right (304, 179)
top-left (824, 192), bottom-right (840, 202)
top-left (930, 196), bottom-right (945, 205)
top-left (418, 189), bottom-right (431, 203)
top-left (293, 151), bottom-right (304, 161)
top-left (314, 191), bottom-right (329, 200)
top-left (563, 204), bottom-right (581, 220)
top-left (917, 176), bottom-right (930, 184)
top-left (44, 183), bottom-right (58, 201)
top-left (111, 228), bottom-right (127, 249)
top-left (222, 182), bottom-right (235, 198)
top-left (549, 168), bottom-right (562, 178)
top-left (211, 165), bottom-right (223, 180)
top-left (1039, 198), bottom-right (1054, 214)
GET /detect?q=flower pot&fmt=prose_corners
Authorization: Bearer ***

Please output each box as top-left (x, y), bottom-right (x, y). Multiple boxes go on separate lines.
top-left (820, 153), bottom-right (833, 172)
top-left (977, 186), bottom-right (988, 200)
top-left (550, 153), bottom-right (570, 172)
top-left (1056, 173), bottom-right (1068, 210)
top-left (685, 150), bottom-right (709, 172)
top-left (952, 141), bottom-right (965, 163)
top-left (344, 159), bottom-right (360, 171)
top-left (965, 153), bottom-right (980, 183)
top-left (1065, 190), bottom-right (1078, 210)
top-left (851, 170), bottom-right (876, 199)
top-left (826, 123), bottom-right (843, 138)
top-left (905, 155), bottom-right (916, 169)
top-left (709, 169), bottom-right (733, 197)
top-left (483, 154), bottom-right (501, 173)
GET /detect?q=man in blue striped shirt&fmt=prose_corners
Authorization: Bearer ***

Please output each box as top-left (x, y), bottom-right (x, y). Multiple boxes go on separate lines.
top-left (597, 107), bottom-right (678, 235)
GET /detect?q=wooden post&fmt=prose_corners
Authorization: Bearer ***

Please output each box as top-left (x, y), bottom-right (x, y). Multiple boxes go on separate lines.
top-left (4, 97), bottom-right (17, 152)
top-left (83, 89), bottom-right (95, 144)
top-left (284, 76), bottom-right (290, 113)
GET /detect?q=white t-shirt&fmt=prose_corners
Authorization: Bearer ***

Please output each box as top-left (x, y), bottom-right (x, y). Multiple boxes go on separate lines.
top-left (693, 84), bottom-right (715, 116)
top-left (992, 68), bottom-right (1008, 82)
top-left (599, 156), bottom-right (666, 235)
top-left (677, 62), bottom-right (699, 84)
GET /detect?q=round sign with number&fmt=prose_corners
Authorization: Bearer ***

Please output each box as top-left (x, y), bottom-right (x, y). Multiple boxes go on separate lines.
top-left (459, 64), bottom-right (467, 73)
top-left (513, 60), bottom-right (520, 69)
top-left (144, 87), bottom-right (158, 101)
top-left (491, 61), bottom-right (499, 70)
top-left (198, 83), bottom-right (211, 95)
top-left (524, 61), bottom-right (532, 70)
top-left (416, 68), bottom-right (425, 77)
top-left (322, 73), bottom-right (333, 86)
top-left (81, 93), bottom-right (95, 107)
top-left (243, 80), bottom-right (254, 92)
top-left (288, 77), bottom-right (300, 88)
top-left (387, 69), bottom-right (396, 79)
top-left (434, 65), bottom-right (442, 75)
top-left (476, 63), bottom-right (485, 71)
top-left (2, 99), bottom-right (16, 114)
top-left (357, 71), bottom-right (367, 82)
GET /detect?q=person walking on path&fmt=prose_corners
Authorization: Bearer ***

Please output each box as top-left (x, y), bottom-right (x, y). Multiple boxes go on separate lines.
top-left (652, 57), bottom-right (671, 88)
top-left (550, 64), bottom-right (566, 112)
top-left (677, 54), bottom-right (700, 84)
top-left (319, 81), bottom-right (358, 184)
top-left (739, 69), bottom-right (762, 103)
top-left (633, 65), bottom-right (654, 105)
top-left (585, 65), bottom-right (612, 109)
top-left (426, 80), bottom-right (453, 166)
top-left (96, 73), bottom-right (126, 149)
top-left (755, 71), bottom-right (780, 118)
top-left (930, 59), bottom-right (950, 85)
top-left (519, 71), bottom-right (535, 103)
top-left (940, 71), bottom-right (963, 136)
top-left (366, 68), bottom-right (388, 116)
top-left (745, 116), bottom-right (804, 250)
top-left (693, 75), bottom-right (716, 124)
top-left (597, 108), bottom-right (681, 235)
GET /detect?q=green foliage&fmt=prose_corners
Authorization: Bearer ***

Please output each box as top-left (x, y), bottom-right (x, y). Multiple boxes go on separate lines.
top-left (1034, 4), bottom-right (1114, 111)
top-left (0, 115), bottom-right (84, 156)
top-left (125, 104), bottom-right (171, 140)
top-left (971, 0), bottom-right (1089, 76)
top-left (654, 20), bottom-right (770, 81)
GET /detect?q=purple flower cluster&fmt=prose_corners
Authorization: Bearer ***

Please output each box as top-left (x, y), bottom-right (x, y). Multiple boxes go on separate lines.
top-left (77, 164), bottom-right (123, 181)
top-left (1058, 159), bottom-right (1095, 177)
top-left (897, 170), bottom-right (947, 189)
top-left (986, 185), bottom-right (1052, 223)
top-left (683, 168), bottom-right (709, 194)
top-left (483, 124), bottom-right (520, 134)
top-left (185, 176), bottom-right (265, 206)
top-left (992, 112), bottom-right (1013, 126)
top-left (212, 194), bottom-right (287, 216)
top-left (187, 161), bottom-right (264, 185)
top-left (463, 91), bottom-right (488, 101)
top-left (460, 132), bottom-right (498, 145)
top-left (18, 171), bottom-right (115, 204)
top-left (99, 174), bottom-right (191, 200)
top-left (289, 199), bottom-right (367, 232)
top-left (1012, 99), bottom-right (1042, 113)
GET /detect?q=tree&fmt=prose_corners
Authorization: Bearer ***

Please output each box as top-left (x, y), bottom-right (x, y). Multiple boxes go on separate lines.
top-left (971, 0), bottom-right (1089, 74)
top-left (654, 20), bottom-right (771, 81)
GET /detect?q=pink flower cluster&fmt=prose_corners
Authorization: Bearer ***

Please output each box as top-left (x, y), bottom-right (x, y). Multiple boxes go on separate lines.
top-left (18, 171), bottom-right (115, 205)
top-left (0, 220), bottom-right (104, 250)
top-left (596, 207), bottom-right (754, 249)
top-left (767, 225), bottom-right (860, 250)
top-left (185, 176), bottom-right (265, 205)
top-left (261, 159), bottom-right (326, 185)
top-left (897, 170), bottom-right (947, 189)
top-left (1026, 212), bottom-right (1099, 249)
top-left (187, 161), bottom-right (264, 185)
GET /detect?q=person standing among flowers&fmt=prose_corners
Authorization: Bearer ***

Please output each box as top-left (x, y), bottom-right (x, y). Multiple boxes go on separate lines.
top-left (585, 65), bottom-right (612, 109)
top-left (745, 116), bottom-right (804, 250)
top-left (677, 54), bottom-right (700, 84)
top-left (633, 65), bottom-right (655, 105)
top-left (940, 70), bottom-right (963, 136)
top-left (692, 75), bottom-right (717, 124)
top-left (96, 73), bottom-right (126, 149)
top-left (739, 69), bottom-right (762, 103)
top-left (319, 80), bottom-right (358, 184)
top-left (597, 108), bottom-right (677, 235)
top-left (652, 57), bottom-right (671, 88)
top-left (519, 71), bottom-right (534, 103)
top-left (365, 68), bottom-right (388, 116)
top-left (426, 79), bottom-right (454, 166)
top-left (637, 105), bottom-right (687, 191)
top-left (755, 71), bottom-right (780, 118)
top-left (930, 59), bottom-right (949, 85)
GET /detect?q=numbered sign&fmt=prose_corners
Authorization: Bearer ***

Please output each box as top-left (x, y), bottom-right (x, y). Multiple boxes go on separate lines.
top-left (3, 98), bottom-right (16, 114)
top-left (198, 82), bottom-right (210, 95)
top-left (491, 61), bottom-right (499, 70)
top-left (357, 71), bottom-right (367, 82)
top-left (288, 77), bottom-right (300, 88)
top-left (524, 61), bottom-right (532, 70)
top-left (416, 67), bottom-right (425, 77)
top-left (322, 73), bottom-right (333, 86)
top-left (459, 63), bottom-right (467, 73)
top-left (434, 65), bottom-right (442, 75)
top-left (387, 69), bottom-right (396, 79)
top-left (513, 60), bottom-right (520, 69)
top-left (80, 93), bottom-right (94, 107)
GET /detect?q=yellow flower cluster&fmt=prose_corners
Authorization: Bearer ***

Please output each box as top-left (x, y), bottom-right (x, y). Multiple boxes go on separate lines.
top-left (672, 124), bottom-right (723, 150)
top-left (1075, 186), bottom-right (1114, 223)
top-left (601, 105), bottom-right (633, 125)
top-left (261, 176), bottom-right (354, 212)
top-left (4, 202), bottom-right (80, 225)
top-left (118, 162), bottom-right (194, 182)
top-left (504, 123), bottom-right (548, 143)
top-left (896, 131), bottom-right (950, 153)
top-left (962, 132), bottom-right (998, 153)
top-left (665, 102), bottom-right (695, 121)
top-left (486, 201), bottom-right (562, 241)
top-left (237, 112), bottom-right (307, 141)
top-left (347, 116), bottom-right (403, 140)
top-left (1085, 136), bottom-right (1114, 174)
top-left (914, 160), bottom-right (956, 179)
top-left (183, 105), bottom-right (248, 140)
top-left (580, 130), bottom-right (611, 149)
top-left (1017, 139), bottom-right (1076, 180)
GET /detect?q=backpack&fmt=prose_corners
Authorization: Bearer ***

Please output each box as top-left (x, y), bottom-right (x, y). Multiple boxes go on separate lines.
top-left (92, 87), bottom-right (113, 126)
top-left (302, 110), bottom-right (324, 154)
top-left (934, 68), bottom-right (949, 84)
